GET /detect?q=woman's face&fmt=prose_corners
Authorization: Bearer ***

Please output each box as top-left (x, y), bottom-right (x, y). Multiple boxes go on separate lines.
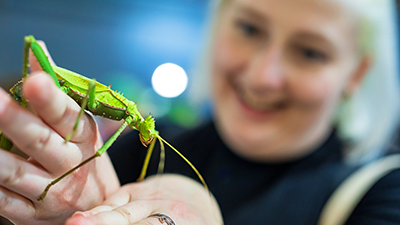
top-left (211, 0), bottom-right (368, 161)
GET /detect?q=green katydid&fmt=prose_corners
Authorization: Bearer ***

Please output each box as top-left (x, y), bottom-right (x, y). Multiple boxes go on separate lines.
top-left (0, 35), bottom-right (208, 201)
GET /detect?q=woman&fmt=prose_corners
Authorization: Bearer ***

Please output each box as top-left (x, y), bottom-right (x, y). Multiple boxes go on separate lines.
top-left (0, 0), bottom-right (399, 224)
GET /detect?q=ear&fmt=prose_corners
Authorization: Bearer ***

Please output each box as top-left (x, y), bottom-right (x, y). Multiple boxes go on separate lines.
top-left (345, 55), bottom-right (372, 95)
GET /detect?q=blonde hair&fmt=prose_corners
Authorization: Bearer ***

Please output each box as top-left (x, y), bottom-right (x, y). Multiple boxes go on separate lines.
top-left (190, 0), bottom-right (400, 163)
top-left (334, 0), bottom-right (400, 162)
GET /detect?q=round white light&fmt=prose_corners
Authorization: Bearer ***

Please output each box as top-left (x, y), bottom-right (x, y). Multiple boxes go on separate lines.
top-left (151, 63), bottom-right (188, 98)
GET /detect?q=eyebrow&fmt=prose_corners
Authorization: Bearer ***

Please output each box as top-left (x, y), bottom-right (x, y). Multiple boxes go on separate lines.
top-left (292, 32), bottom-right (338, 54)
top-left (232, 3), bottom-right (268, 24)
top-left (231, 2), bottom-right (341, 55)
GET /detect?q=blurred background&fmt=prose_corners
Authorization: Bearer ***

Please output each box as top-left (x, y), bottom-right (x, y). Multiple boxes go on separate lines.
top-left (0, 0), bottom-right (399, 224)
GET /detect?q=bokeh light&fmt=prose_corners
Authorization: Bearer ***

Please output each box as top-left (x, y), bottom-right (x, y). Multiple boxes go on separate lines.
top-left (151, 63), bottom-right (188, 98)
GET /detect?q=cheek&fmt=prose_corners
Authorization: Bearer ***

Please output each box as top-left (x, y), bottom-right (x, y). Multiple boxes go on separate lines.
top-left (288, 69), bottom-right (346, 108)
top-left (293, 78), bottom-right (333, 103)
top-left (211, 33), bottom-right (238, 98)
top-left (285, 76), bottom-right (343, 126)
top-left (211, 28), bottom-right (250, 78)
top-left (212, 44), bottom-right (233, 79)
top-left (211, 31), bottom-right (254, 102)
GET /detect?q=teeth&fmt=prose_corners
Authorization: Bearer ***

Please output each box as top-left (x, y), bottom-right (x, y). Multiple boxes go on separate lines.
top-left (242, 93), bottom-right (278, 111)
top-left (237, 86), bottom-right (284, 111)
top-left (231, 79), bottom-right (286, 111)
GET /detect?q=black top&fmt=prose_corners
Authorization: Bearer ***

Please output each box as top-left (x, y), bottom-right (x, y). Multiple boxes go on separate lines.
top-left (108, 120), bottom-right (400, 225)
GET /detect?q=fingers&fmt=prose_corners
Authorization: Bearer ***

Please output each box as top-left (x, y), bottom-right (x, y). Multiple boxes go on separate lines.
top-left (23, 72), bottom-right (98, 145)
top-left (65, 187), bottom-right (154, 225)
top-left (0, 149), bottom-right (51, 201)
top-left (0, 87), bottom-right (81, 174)
top-left (64, 175), bottom-right (215, 225)
top-left (0, 185), bottom-right (35, 223)
top-left (77, 187), bottom-right (133, 217)
top-left (66, 201), bottom-right (155, 225)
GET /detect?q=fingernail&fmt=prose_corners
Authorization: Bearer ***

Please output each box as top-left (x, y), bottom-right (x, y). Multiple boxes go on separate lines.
top-left (73, 211), bottom-right (87, 218)
top-left (0, 87), bottom-right (7, 99)
top-left (0, 88), bottom-right (10, 115)
top-left (66, 216), bottom-right (92, 225)
top-left (30, 71), bottom-right (47, 77)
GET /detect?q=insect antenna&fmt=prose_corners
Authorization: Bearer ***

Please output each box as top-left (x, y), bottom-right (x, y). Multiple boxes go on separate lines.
top-left (136, 134), bottom-right (209, 194)
top-left (156, 135), bottom-right (209, 193)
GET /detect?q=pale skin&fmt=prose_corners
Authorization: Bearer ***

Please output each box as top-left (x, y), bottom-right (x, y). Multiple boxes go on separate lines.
top-left (0, 0), bottom-right (371, 224)
top-left (212, 0), bottom-right (370, 162)
top-left (66, 175), bottom-right (222, 225)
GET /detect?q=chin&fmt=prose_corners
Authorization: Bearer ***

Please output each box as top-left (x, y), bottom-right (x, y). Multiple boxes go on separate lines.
top-left (215, 110), bottom-right (275, 157)
top-left (215, 106), bottom-right (309, 162)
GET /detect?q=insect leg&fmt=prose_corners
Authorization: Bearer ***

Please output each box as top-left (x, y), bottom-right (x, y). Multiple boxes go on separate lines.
top-left (23, 36), bottom-right (30, 79)
top-left (24, 35), bottom-right (60, 88)
top-left (64, 79), bottom-right (96, 143)
top-left (38, 117), bottom-right (130, 201)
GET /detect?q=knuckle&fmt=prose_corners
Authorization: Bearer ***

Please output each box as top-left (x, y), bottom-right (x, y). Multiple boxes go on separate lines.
top-left (0, 190), bottom-right (13, 210)
top-left (113, 207), bottom-right (134, 224)
top-left (103, 202), bottom-right (118, 209)
top-left (53, 104), bottom-right (75, 127)
top-left (59, 108), bottom-right (93, 142)
top-left (24, 128), bottom-right (51, 153)
top-left (1, 161), bottom-right (25, 187)
top-left (75, 117), bottom-right (89, 139)
top-left (76, 115), bottom-right (99, 143)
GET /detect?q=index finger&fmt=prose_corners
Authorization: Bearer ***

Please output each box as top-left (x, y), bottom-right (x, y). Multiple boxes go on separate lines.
top-left (23, 72), bottom-right (99, 145)
top-left (0, 87), bottom-right (82, 174)
top-left (29, 40), bottom-right (56, 73)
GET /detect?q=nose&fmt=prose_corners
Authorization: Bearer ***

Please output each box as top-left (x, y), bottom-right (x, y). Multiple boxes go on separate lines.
top-left (246, 46), bottom-right (284, 92)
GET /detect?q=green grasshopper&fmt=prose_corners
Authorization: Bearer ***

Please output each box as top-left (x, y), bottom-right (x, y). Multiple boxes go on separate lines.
top-left (0, 35), bottom-right (207, 201)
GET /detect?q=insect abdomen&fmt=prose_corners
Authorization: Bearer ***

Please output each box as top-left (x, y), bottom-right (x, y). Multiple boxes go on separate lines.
top-left (66, 88), bottom-right (127, 121)
top-left (91, 102), bottom-right (127, 120)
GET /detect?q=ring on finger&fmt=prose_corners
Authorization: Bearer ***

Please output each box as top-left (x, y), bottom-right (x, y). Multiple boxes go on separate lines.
top-left (148, 213), bottom-right (175, 225)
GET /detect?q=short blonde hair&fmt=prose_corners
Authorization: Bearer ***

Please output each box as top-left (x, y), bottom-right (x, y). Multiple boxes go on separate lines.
top-left (333, 0), bottom-right (400, 162)
top-left (190, 0), bottom-right (400, 163)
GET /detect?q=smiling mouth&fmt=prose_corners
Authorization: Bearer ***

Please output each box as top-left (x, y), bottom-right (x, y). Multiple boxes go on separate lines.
top-left (232, 80), bottom-right (289, 112)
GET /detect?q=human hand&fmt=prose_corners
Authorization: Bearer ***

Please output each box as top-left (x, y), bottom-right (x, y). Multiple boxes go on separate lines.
top-left (0, 41), bottom-right (120, 225)
top-left (66, 174), bottom-right (223, 225)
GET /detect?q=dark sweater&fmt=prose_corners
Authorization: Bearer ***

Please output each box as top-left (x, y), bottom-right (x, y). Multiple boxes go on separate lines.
top-left (108, 120), bottom-right (400, 225)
